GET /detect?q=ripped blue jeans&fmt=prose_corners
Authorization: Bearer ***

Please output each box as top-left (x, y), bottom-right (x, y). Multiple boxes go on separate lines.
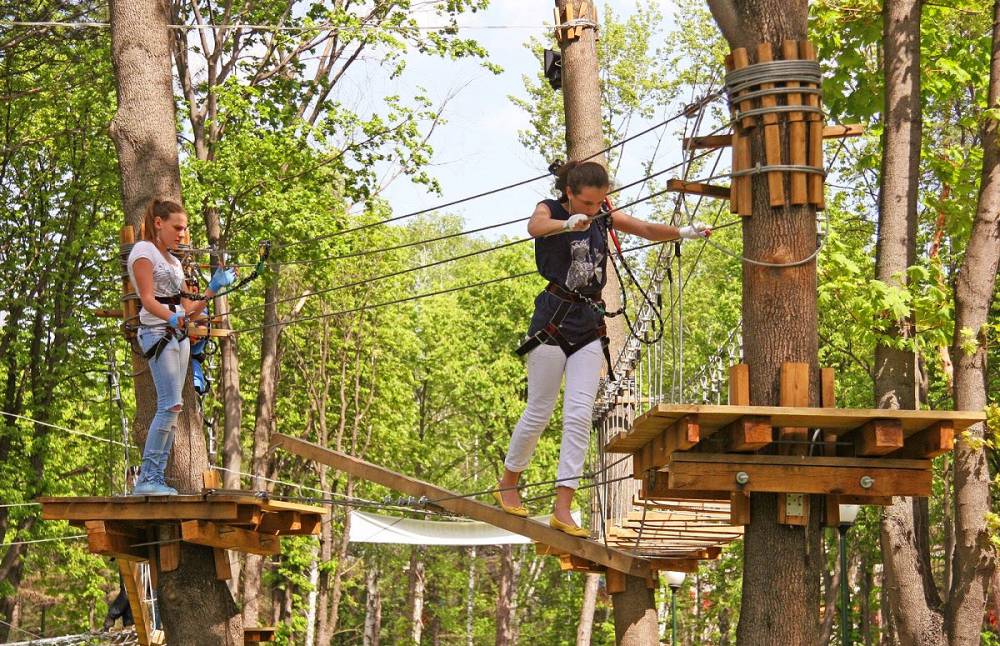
top-left (136, 326), bottom-right (190, 488)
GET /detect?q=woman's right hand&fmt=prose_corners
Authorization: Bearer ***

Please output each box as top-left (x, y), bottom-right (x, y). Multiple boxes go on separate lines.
top-left (563, 213), bottom-right (591, 231)
top-left (167, 311), bottom-right (186, 329)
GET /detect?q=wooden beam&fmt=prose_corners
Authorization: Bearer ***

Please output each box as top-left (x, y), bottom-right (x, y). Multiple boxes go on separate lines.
top-left (646, 559), bottom-right (701, 573)
top-left (639, 477), bottom-right (729, 501)
top-left (666, 179), bottom-right (731, 199)
top-left (730, 492), bottom-right (750, 526)
top-left (244, 627), bottom-right (276, 644)
top-left (258, 511), bottom-right (302, 535)
top-left (756, 42), bottom-right (785, 207)
top-left (721, 415), bottom-right (772, 452)
top-left (158, 524), bottom-right (180, 572)
top-left (271, 433), bottom-right (652, 578)
top-left (852, 419), bottom-right (905, 456)
top-left (85, 520), bottom-right (147, 561)
top-left (214, 548), bottom-right (232, 580)
top-left (606, 569), bottom-right (627, 594)
top-left (683, 124), bottom-right (866, 150)
top-left (118, 560), bottom-right (151, 646)
top-left (823, 495), bottom-right (842, 528)
top-left (180, 520), bottom-right (280, 556)
top-left (892, 421), bottom-right (954, 459)
top-left (667, 453), bottom-right (931, 498)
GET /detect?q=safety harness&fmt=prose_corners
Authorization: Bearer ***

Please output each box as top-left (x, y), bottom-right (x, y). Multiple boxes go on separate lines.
top-left (141, 295), bottom-right (187, 361)
top-left (515, 282), bottom-right (616, 381)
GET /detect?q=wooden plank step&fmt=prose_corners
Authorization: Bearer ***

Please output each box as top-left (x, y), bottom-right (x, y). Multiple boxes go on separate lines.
top-left (270, 434), bottom-right (652, 578)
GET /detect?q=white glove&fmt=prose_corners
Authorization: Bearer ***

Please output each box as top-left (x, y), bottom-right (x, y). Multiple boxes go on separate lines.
top-left (563, 213), bottom-right (591, 231)
top-left (679, 222), bottom-right (710, 240)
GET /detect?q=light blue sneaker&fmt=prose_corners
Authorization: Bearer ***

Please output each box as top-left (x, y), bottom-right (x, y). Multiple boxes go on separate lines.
top-left (132, 480), bottom-right (178, 496)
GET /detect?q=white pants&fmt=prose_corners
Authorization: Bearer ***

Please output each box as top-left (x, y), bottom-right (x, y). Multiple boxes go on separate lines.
top-left (504, 340), bottom-right (604, 490)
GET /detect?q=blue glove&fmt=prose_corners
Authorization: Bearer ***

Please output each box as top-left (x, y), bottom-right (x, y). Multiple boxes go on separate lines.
top-left (208, 267), bottom-right (237, 293)
top-left (167, 311), bottom-right (186, 328)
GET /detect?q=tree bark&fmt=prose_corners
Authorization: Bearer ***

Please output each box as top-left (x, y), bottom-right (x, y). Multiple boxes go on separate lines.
top-left (108, 0), bottom-right (241, 642)
top-left (408, 545), bottom-right (426, 644)
top-left (495, 544), bottom-right (519, 646)
top-left (873, 2), bottom-right (948, 643)
top-left (363, 566), bottom-right (382, 646)
top-left (944, 2), bottom-right (1000, 643)
top-left (611, 573), bottom-right (657, 646)
top-left (242, 270), bottom-right (282, 626)
top-left (704, 3), bottom-right (822, 643)
top-left (576, 572), bottom-right (601, 645)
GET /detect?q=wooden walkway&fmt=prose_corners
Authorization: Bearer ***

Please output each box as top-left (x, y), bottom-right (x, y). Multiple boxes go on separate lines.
top-left (271, 433), bottom-right (659, 578)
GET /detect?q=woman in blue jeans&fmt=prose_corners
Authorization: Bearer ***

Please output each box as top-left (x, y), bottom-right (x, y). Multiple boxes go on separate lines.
top-left (127, 199), bottom-right (236, 496)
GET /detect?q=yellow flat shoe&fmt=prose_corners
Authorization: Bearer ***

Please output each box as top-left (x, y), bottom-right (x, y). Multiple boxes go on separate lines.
top-left (549, 516), bottom-right (590, 538)
top-left (492, 490), bottom-right (529, 517)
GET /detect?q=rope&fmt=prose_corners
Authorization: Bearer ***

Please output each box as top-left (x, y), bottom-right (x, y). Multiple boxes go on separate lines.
top-left (0, 20), bottom-right (554, 32)
top-left (0, 534), bottom-right (87, 548)
top-left (223, 177), bottom-right (713, 321)
top-left (273, 148), bottom-right (720, 267)
top-left (277, 89), bottom-right (722, 249)
top-left (1, 411), bottom-right (129, 448)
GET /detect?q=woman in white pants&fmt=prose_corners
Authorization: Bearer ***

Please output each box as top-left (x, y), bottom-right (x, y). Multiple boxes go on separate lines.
top-left (497, 161), bottom-right (710, 537)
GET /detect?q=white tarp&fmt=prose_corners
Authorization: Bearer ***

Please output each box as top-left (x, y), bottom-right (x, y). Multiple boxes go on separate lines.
top-left (348, 510), bottom-right (581, 546)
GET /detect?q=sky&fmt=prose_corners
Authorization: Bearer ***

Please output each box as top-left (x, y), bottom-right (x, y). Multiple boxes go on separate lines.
top-left (345, 0), bottom-right (704, 239)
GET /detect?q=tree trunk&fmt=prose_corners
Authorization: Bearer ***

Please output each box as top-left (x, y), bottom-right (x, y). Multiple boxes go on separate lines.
top-left (944, 2), bottom-right (1000, 643)
top-left (611, 574), bottom-right (657, 646)
top-left (874, 1), bottom-right (948, 642)
top-left (363, 566), bottom-right (382, 646)
top-left (466, 546), bottom-right (477, 646)
top-left (408, 545), bottom-right (426, 644)
top-left (305, 542), bottom-right (320, 646)
top-left (576, 572), bottom-right (601, 645)
top-left (108, 0), bottom-right (241, 642)
top-left (705, 2), bottom-right (822, 643)
top-left (242, 271), bottom-right (282, 626)
top-left (819, 547), bottom-right (842, 645)
top-left (495, 544), bottom-right (519, 646)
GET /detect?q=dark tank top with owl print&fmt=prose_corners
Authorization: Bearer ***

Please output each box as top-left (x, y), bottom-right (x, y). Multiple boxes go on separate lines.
top-left (526, 199), bottom-right (609, 346)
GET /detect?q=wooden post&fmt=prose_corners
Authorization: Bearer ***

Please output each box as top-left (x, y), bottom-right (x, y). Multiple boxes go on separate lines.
top-left (801, 41), bottom-right (825, 209)
top-left (756, 43), bottom-right (786, 207)
top-left (782, 40), bottom-right (809, 205)
top-left (731, 49), bottom-right (754, 217)
top-left (119, 560), bottom-right (152, 646)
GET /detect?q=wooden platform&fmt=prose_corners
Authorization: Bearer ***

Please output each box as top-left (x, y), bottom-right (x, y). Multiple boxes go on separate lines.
top-left (39, 492), bottom-right (321, 646)
top-left (40, 492), bottom-right (324, 534)
top-left (604, 402), bottom-right (983, 523)
top-left (607, 403), bottom-right (983, 454)
top-left (271, 433), bottom-right (656, 578)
